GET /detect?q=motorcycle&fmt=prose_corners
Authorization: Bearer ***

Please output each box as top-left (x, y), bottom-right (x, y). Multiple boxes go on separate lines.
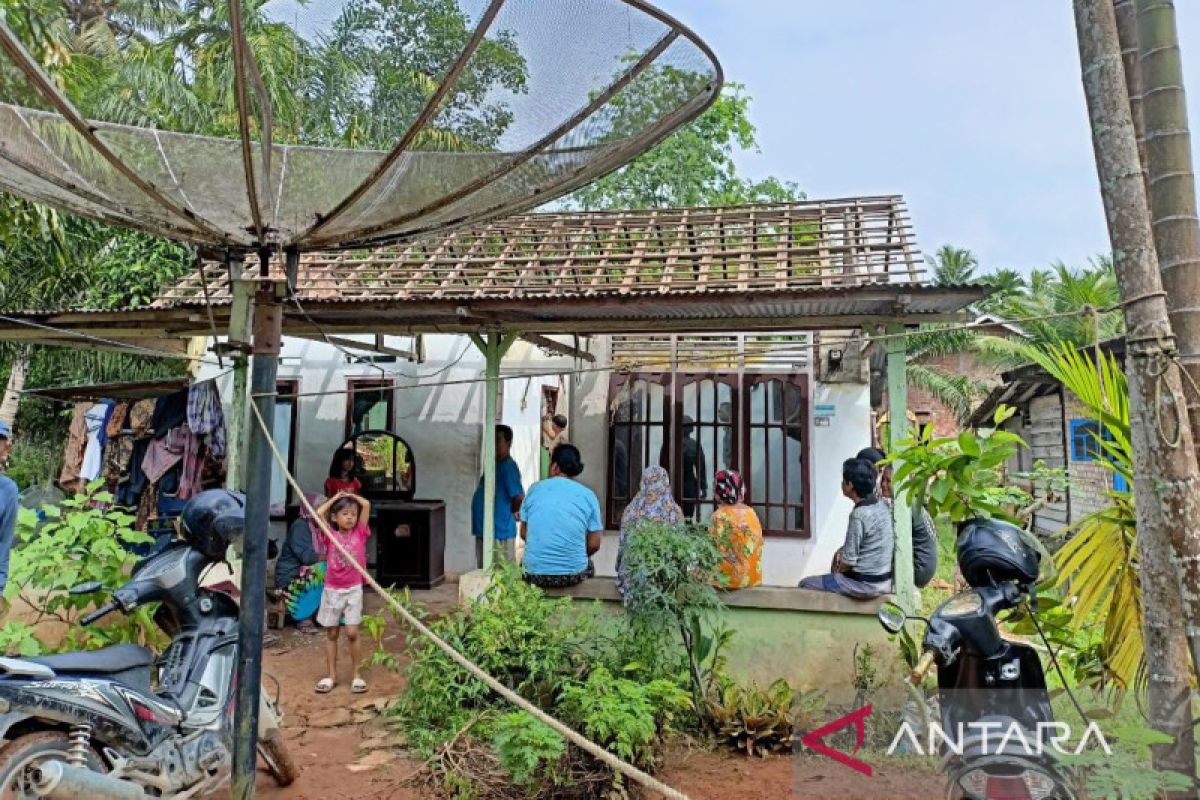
top-left (0, 490), bottom-right (296, 799)
top-left (878, 518), bottom-right (1074, 800)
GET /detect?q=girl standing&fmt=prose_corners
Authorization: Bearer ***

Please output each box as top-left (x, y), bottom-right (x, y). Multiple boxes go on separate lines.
top-left (313, 492), bottom-right (372, 694)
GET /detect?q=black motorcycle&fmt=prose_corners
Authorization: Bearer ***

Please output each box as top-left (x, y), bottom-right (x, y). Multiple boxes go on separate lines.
top-left (879, 518), bottom-right (1074, 800)
top-left (0, 490), bottom-right (296, 799)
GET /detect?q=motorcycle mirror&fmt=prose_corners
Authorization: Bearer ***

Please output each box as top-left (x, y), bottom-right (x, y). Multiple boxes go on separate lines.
top-left (68, 581), bottom-right (104, 595)
top-left (877, 601), bottom-right (907, 633)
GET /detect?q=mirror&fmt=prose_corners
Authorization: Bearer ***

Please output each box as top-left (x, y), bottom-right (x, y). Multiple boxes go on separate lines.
top-left (69, 581), bottom-right (103, 596)
top-left (340, 430), bottom-right (416, 500)
top-left (877, 601), bottom-right (907, 634)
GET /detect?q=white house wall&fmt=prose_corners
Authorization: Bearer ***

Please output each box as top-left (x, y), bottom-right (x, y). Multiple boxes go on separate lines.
top-left (197, 333), bottom-right (873, 585)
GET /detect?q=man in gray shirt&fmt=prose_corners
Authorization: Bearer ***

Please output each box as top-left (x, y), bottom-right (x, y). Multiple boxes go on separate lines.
top-left (799, 458), bottom-right (894, 599)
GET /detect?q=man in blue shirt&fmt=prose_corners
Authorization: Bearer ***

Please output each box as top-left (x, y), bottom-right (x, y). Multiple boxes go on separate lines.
top-left (472, 424), bottom-right (524, 567)
top-left (520, 444), bottom-right (603, 588)
top-left (0, 420), bottom-right (17, 599)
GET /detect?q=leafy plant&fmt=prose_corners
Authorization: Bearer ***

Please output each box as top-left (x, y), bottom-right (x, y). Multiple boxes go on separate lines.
top-left (491, 712), bottom-right (566, 787)
top-left (557, 666), bottom-right (689, 770)
top-left (5, 484), bottom-right (162, 654)
top-left (705, 677), bottom-right (797, 758)
top-left (1060, 725), bottom-right (1192, 799)
top-left (890, 405), bottom-right (1032, 524)
top-left (617, 520), bottom-right (726, 717)
top-left (360, 613), bottom-right (399, 672)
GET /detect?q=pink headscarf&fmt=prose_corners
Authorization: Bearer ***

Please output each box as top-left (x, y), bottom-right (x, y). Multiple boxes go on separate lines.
top-left (301, 493), bottom-right (328, 557)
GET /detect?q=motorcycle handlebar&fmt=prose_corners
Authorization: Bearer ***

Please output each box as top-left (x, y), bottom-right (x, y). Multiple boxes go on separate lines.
top-left (80, 602), bottom-right (119, 626)
top-left (910, 651), bottom-right (936, 685)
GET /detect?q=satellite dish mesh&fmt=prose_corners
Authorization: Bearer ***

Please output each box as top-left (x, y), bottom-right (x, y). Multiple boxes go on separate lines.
top-left (0, 0), bottom-right (720, 250)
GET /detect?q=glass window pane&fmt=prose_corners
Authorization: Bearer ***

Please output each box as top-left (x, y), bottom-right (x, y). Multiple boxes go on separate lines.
top-left (647, 425), bottom-right (663, 484)
top-left (768, 506), bottom-right (786, 531)
top-left (614, 384), bottom-right (632, 422)
top-left (717, 425), bottom-right (733, 472)
top-left (682, 381), bottom-right (698, 427)
top-left (783, 382), bottom-right (803, 425)
top-left (698, 379), bottom-right (715, 423)
top-left (768, 427), bottom-right (785, 503)
top-left (270, 399), bottom-right (293, 508)
top-left (611, 423), bottom-right (632, 500)
top-left (649, 382), bottom-right (664, 422)
top-left (632, 382), bottom-right (647, 423)
top-left (750, 383), bottom-right (766, 424)
top-left (767, 380), bottom-right (779, 422)
top-left (749, 427), bottom-right (766, 502)
top-left (786, 430), bottom-right (804, 507)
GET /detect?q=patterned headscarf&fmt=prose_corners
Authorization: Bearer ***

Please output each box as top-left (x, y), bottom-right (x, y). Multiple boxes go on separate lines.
top-left (301, 493), bottom-right (328, 557)
top-left (714, 470), bottom-right (745, 506)
top-left (621, 466), bottom-right (683, 531)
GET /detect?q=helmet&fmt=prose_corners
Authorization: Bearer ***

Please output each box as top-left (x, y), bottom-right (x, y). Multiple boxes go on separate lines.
top-left (956, 517), bottom-right (1041, 588)
top-left (180, 489), bottom-right (245, 560)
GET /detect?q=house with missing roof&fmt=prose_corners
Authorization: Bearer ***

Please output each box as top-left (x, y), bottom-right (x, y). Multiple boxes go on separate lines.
top-left (0, 197), bottom-right (984, 688)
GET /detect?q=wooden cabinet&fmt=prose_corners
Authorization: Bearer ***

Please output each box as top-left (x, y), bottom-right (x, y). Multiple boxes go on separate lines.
top-left (370, 499), bottom-right (446, 589)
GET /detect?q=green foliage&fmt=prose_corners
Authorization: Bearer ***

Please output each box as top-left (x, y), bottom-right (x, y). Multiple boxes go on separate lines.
top-left (1060, 726), bottom-right (1192, 800)
top-left (5, 485), bottom-right (163, 654)
top-left (890, 405), bottom-right (1032, 524)
top-left (617, 520), bottom-right (727, 717)
top-left (361, 613), bottom-right (400, 672)
top-left (705, 677), bottom-right (798, 757)
top-left (570, 81), bottom-right (800, 210)
top-left (557, 666), bottom-right (690, 768)
top-left (927, 245), bottom-right (979, 286)
top-left (491, 712), bottom-right (566, 787)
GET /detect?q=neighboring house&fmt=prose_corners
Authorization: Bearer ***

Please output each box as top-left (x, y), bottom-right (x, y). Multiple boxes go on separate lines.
top-left (965, 338), bottom-right (1125, 537)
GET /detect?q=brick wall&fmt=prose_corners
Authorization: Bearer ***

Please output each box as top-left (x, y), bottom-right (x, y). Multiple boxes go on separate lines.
top-left (908, 350), bottom-right (1006, 438)
top-left (1062, 394), bottom-right (1116, 522)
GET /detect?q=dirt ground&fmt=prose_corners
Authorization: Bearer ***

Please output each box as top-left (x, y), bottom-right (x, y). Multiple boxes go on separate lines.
top-left (221, 585), bottom-right (940, 800)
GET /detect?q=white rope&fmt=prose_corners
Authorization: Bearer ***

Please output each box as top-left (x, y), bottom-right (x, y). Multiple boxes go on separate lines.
top-left (249, 402), bottom-right (692, 800)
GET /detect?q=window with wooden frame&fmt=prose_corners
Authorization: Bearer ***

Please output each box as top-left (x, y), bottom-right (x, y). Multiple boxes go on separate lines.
top-left (270, 380), bottom-right (299, 514)
top-left (605, 371), bottom-right (810, 536)
top-left (346, 378), bottom-right (395, 437)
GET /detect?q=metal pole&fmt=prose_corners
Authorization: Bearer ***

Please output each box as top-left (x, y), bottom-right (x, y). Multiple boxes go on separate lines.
top-left (884, 323), bottom-right (916, 611)
top-left (481, 332), bottom-right (499, 568)
top-left (225, 256), bottom-right (254, 491)
top-left (231, 262), bottom-right (283, 800)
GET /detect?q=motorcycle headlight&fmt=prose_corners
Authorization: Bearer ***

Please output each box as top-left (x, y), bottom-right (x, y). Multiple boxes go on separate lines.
top-left (939, 590), bottom-right (984, 618)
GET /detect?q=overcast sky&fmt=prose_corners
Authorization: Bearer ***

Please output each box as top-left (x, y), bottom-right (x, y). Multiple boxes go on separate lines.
top-left (649, 0), bottom-right (1200, 276)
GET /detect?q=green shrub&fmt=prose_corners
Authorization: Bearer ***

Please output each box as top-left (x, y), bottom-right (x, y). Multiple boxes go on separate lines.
top-left (3, 484), bottom-right (162, 654)
top-left (492, 712), bottom-right (566, 787)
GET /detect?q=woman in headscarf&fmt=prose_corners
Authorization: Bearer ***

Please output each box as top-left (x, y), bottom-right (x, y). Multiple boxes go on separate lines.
top-left (616, 466), bottom-right (683, 602)
top-left (710, 470), bottom-right (763, 590)
top-left (274, 493), bottom-right (327, 633)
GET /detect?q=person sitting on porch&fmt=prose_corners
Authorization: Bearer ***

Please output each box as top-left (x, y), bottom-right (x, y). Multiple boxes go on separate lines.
top-left (520, 444), bottom-right (603, 589)
top-left (273, 492), bottom-right (326, 635)
top-left (709, 470), bottom-right (763, 590)
top-left (857, 447), bottom-right (938, 588)
top-left (325, 448), bottom-right (362, 497)
top-left (616, 466), bottom-right (683, 603)
top-left (799, 458), bottom-right (894, 599)
top-left (472, 424), bottom-right (525, 567)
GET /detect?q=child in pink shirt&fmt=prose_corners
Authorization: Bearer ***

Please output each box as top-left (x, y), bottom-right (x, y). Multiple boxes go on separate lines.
top-left (313, 492), bottom-right (372, 694)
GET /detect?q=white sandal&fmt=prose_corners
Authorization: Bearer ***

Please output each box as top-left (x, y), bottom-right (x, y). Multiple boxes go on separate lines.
top-left (351, 677), bottom-right (368, 693)
top-left (315, 677), bottom-right (335, 694)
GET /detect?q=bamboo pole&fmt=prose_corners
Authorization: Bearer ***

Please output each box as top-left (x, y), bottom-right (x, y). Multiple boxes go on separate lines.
top-left (1075, 0), bottom-right (1200, 776)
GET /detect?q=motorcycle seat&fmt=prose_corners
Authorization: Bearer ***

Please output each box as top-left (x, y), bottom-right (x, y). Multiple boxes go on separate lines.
top-left (28, 644), bottom-right (155, 676)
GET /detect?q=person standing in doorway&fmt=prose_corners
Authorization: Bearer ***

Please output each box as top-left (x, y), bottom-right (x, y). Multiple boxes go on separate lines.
top-left (472, 424), bottom-right (525, 567)
top-left (0, 421), bottom-right (19, 604)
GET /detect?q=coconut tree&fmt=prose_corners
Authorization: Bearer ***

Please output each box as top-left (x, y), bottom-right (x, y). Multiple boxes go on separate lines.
top-left (926, 244), bottom-right (979, 286)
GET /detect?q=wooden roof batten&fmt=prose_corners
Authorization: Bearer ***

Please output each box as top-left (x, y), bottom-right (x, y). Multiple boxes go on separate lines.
top-left (0, 197), bottom-right (988, 347)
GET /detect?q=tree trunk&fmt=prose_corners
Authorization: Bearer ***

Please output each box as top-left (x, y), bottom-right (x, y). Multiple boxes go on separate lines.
top-left (1111, 0), bottom-right (1198, 776)
top-left (1076, 0), bottom-right (1200, 777)
top-left (0, 349), bottom-right (28, 428)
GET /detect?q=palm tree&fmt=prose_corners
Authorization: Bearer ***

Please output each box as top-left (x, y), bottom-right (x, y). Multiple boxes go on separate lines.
top-left (926, 244), bottom-right (979, 285)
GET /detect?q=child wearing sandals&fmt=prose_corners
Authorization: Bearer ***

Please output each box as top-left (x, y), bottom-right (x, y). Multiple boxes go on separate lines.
top-left (314, 492), bottom-right (372, 694)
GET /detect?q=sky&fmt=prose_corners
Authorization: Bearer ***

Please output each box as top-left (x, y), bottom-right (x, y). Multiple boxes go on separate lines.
top-left (647, 0), bottom-right (1200, 277)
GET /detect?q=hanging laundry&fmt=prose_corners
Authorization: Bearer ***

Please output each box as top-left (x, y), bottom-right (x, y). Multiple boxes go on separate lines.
top-left (59, 402), bottom-right (90, 491)
top-left (95, 399), bottom-right (116, 450)
top-left (129, 399), bottom-right (155, 438)
top-left (79, 403), bottom-right (110, 482)
top-left (150, 390), bottom-right (189, 440)
top-left (179, 428), bottom-right (206, 500)
top-left (187, 380), bottom-right (227, 458)
top-left (142, 426), bottom-right (188, 484)
top-left (105, 402), bottom-right (129, 441)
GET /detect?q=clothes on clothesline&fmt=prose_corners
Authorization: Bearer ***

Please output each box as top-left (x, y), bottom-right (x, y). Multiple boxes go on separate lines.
top-left (188, 380), bottom-right (227, 458)
top-left (58, 403), bottom-right (89, 491)
top-left (79, 402), bottom-right (111, 482)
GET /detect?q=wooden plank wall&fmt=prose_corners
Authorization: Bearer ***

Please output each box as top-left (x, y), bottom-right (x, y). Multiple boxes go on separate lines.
top-left (1027, 393), bottom-right (1068, 536)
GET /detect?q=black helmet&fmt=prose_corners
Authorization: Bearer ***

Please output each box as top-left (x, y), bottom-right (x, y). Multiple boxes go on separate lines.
top-left (957, 517), bottom-right (1041, 588)
top-left (180, 489), bottom-right (245, 560)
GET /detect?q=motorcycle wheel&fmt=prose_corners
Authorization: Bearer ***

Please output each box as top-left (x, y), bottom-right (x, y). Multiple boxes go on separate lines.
top-left (257, 733), bottom-right (297, 787)
top-left (0, 731), bottom-right (104, 800)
